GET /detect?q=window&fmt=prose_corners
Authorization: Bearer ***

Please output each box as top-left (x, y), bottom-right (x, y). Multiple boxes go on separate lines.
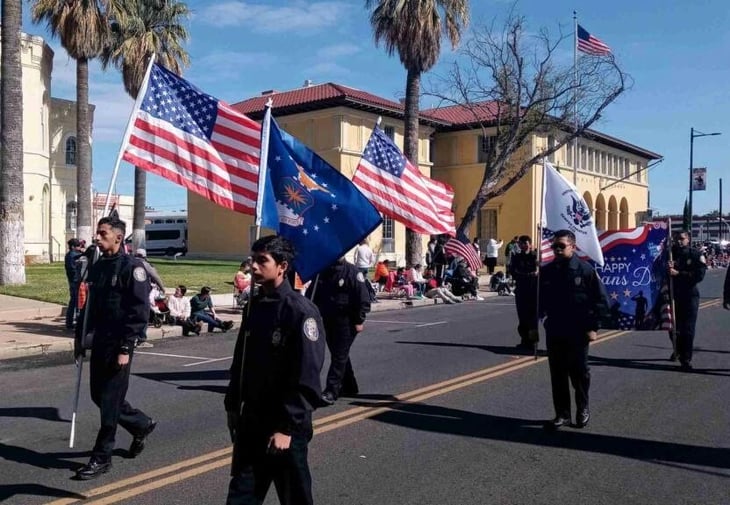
top-left (381, 215), bottom-right (395, 253)
top-left (146, 229), bottom-right (181, 241)
top-left (65, 136), bottom-right (77, 165)
top-left (383, 126), bottom-right (395, 140)
top-left (478, 135), bottom-right (495, 164)
top-left (66, 201), bottom-right (77, 231)
top-left (479, 209), bottom-right (498, 243)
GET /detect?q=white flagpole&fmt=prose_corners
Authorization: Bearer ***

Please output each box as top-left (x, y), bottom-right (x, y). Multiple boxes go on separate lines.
top-left (534, 158), bottom-right (548, 360)
top-left (103, 53), bottom-right (157, 216)
top-left (254, 99), bottom-right (274, 229)
top-left (572, 11), bottom-right (579, 185)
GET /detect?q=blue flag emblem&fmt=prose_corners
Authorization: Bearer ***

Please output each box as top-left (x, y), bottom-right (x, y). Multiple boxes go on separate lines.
top-left (259, 116), bottom-right (382, 281)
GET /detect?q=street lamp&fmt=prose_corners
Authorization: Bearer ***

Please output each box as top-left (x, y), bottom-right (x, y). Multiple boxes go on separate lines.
top-left (689, 127), bottom-right (721, 237)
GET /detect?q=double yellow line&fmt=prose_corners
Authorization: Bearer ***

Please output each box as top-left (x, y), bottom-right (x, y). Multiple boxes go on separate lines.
top-left (47, 303), bottom-right (721, 504)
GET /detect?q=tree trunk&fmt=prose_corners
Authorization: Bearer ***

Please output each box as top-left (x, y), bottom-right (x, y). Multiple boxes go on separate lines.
top-left (76, 58), bottom-right (93, 244)
top-left (403, 68), bottom-right (422, 266)
top-left (0, 0), bottom-right (27, 285)
top-left (457, 193), bottom-right (488, 238)
top-left (131, 166), bottom-right (146, 250)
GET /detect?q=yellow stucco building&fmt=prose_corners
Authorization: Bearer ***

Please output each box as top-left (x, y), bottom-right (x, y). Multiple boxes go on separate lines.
top-left (187, 82), bottom-right (660, 264)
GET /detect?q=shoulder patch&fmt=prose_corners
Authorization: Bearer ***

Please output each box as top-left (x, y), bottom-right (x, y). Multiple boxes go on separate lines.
top-left (133, 266), bottom-right (147, 282)
top-left (303, 317), bottom-right (319, 342)
top-left (356, 272), bottom-right (365, 282)
top-left (699, 255), bottom-right (706, 264)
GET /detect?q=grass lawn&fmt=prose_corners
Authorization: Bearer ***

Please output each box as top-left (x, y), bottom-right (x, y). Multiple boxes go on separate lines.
top-left (0, 257), bottom-right (240, 305)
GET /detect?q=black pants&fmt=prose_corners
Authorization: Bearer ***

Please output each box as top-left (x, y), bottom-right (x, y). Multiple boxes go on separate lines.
top-left (546, 337), bottom-right (590, 419)
top-left (227, 423), bottom-right (312, 505)
top-left (89, 350), bottom-right (151, 459)
top-left (323, 318), bottom-right (358, 397)
top-left (485, 257), bottom-right (497, 275)
top-left (515, 284), bottom-right (537, 343)
top-left (674, 294), bottom-right (700, 364)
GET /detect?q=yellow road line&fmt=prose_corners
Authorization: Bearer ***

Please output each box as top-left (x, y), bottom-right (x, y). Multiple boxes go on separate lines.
top-left (43, 327), bottom-right (675, 505)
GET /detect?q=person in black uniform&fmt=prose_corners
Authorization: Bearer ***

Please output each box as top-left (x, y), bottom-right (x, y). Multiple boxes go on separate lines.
top-left (74, 215), bottom-right (156, 480)
top-left (307, 257), bottom-right (370, 405)
top-left (668, 230), bottom-right (707, 369)
top-left (64, 238), bottom-right (84, 330)
top-left (510, 235), bottom-right (539, 349)
top-left (224, 235), bottom-right (325, 505)
top-left (539, 230), bottom-right (608, 430)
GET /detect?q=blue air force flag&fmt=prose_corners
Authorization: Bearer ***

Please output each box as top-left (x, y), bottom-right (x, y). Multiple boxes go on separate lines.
top-left (257, 112), bottom-right (382, 281)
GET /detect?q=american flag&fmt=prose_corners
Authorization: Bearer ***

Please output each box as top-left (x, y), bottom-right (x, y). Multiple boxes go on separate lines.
top-left (445, 234), bottom-right (482, 272)
top-left (123, 63), bottom-right (261, 214)
top-left (353, 126), bottom-right (455, 235)
top-left (577, 25), bottom-right (611, 56)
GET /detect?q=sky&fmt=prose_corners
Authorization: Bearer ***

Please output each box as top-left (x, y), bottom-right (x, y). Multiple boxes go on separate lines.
top-left (20, 0), bottom-right (730, 217)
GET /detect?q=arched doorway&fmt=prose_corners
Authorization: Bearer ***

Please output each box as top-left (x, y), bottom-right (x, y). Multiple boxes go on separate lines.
top-left (620, 197), bottom-right (629, 229)
top-left (595, 194), bottom-right (607, 231)
top-left (583, 191), bottom-right (594, 216)
top-left (608, 195), bottom-right (618, 230)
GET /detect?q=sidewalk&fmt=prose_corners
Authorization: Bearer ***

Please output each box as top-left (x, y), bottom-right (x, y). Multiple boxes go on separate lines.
top-left (0, 274), bottom-right (498, 362)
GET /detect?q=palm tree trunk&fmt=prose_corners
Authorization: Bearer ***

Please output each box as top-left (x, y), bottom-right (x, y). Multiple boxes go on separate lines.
top-left (76, 57), bottom-right (93, 244)
top-left (403, 68), bottom-right (422, 266)
top-left (0, 0), bottom-right (27, 285)
top-left (131, 166), bottom-right (146, 250)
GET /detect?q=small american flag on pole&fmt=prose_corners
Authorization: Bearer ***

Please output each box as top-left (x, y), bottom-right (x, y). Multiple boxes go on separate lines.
top-left (445, 234), bottom-right (482, 272)
top-left (123, 63), bottom-right (261, 214)
top-left (353, 125), bottom-right (455, 235)
top-left (577, 25), bottom-right (612, 56)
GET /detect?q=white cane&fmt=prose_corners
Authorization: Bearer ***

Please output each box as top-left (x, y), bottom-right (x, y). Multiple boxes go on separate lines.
top-left (69, 357), bottom-right (83, 448)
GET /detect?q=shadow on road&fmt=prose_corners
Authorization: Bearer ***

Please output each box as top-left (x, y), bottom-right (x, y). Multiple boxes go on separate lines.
top-left (588, 355), bottom-right (730, 377)
top-left (0, 483), bottom-right (85, 502)
top-left (135, 369), bottom-right (229, 394)
top-left (4, 319), bottom-right (72, 338)
top-left (356, 401), bottom-right (730, 472)
top-left (0, 407), bottom-right (69, 423)
top-left (395, 340), bottom-right (543, 357)
top-left (0, 442), bottom-right (125, 472)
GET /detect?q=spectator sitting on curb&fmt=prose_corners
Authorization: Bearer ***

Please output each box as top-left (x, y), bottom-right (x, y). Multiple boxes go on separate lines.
top-left (373, 259), bottom-right (390, 289)
top-left (168, 285), bottom-right (202, 336)
top-left (424, 277), bottom-right (463, 304)
top-left (190, 286), bottom-right (234, 333)
top-left (233, 261), bottom-right (252, 307)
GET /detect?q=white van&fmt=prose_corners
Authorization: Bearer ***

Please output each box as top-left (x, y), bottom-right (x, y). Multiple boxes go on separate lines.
top-left (144, 222), bottom-right (188, 256)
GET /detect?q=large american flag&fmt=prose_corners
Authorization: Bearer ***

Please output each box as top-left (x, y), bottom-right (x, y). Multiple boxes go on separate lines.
top-left (123, 63), bottom-right (261, 214)
top-left (577, 25), bottom-right (611, 56)
top-left (445, 234), bottom-right (482, 272)
top-left (353, 126), bottom-right (455, 235)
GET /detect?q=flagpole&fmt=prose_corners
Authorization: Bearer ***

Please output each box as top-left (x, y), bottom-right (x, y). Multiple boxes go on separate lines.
top-left (534, 158), bottom-right (548, 360)
top-left (103, 53), bottom-right (157, 216)
top-left (572, 11), bottom-right (578, 186)
top-left (666, 217), bottom-right (678, 359)
top-left (254, 99), bottom-right (274, 231)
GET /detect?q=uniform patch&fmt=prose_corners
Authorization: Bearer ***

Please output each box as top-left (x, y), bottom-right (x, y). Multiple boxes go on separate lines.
top-left (303, 318), bottom-right (319, 341)
top-left (338, 278), bottom-right (345, 287)
top-left (356, 272), bottom-right (365, 282)
top-left (271, 328), bottom-right (282, 346)
top-left (133, 266), bottom-right (147, 282)
top-left (111, 275), bottom-right (118, 287)
top-left (686, 259), bottom-right (692, 265)
top-left (574, 277), bottom-right (582, 286)
top-left (699, 255), bottom-right (706, 264)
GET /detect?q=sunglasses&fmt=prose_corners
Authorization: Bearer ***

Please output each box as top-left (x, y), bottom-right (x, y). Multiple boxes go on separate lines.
top-left (551, 243), bottom-right (569, 250)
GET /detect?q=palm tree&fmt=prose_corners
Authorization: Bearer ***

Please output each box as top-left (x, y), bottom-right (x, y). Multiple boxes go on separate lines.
top-left (32, 0), bottom-right (108, 246)
top-left (102, 0), bottom-right (190, 250)
top-left (0, 0), bottom-right (26, 284)
top-left (367, 0), bottom-right (469, 265)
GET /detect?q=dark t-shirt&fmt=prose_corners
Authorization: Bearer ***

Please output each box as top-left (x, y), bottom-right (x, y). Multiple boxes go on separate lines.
top-left (190, 294), bottom-right (213, 313)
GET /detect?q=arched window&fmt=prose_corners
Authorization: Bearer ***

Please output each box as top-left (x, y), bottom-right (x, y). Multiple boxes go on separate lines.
top-left (65, 136), bottom-right (77, 165)
top-left (66, 201), bottom-right (78, 231)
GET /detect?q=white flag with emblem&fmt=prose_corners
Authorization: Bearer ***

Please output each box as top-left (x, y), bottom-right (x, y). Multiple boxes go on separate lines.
top-left (541, 161), bottom-right (605, 266)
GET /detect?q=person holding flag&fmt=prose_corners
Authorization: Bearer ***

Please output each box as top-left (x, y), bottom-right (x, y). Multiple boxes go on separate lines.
top-left (539, 230), bottom-right (608, 431)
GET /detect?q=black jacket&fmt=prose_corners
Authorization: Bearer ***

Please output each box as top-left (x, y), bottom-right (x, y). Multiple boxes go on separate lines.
top-left (510, 251), bottom-right (538, 288)
top-left (724, 266), bottom-right (730, 305)
top-left (76, 251), bottom-right (150, 352)
top-left (671, 245), bottom-right (706, 299)
top-left (225, 279), bottom-right (325, 436)
top-left (306, 261), bottom-right (370, 324)
top-left (539, 255), bottom-right (608, 338)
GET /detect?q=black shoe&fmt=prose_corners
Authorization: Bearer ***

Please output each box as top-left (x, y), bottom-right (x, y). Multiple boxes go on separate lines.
top-left (669, 352), bottom-right (677, 362)
top-left (544, 416), bottom-right (570, 431)
top-left (339, 387), bottom-right (359, 398)
top-left (222, 320), bottom-right (234, 332)
top-left (575, 410), bottom-right (590, 428)
top-left (129, 420), bottom-right (157, 458)
top-left (75, 457), bottom-right (112, 480)
top-left (320, 391), bottom-right (336, 406)
top-left (680, 361), bottom-right (693, 371)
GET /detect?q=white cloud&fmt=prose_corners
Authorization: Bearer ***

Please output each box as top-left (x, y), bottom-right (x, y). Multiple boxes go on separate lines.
top-left (306, 61), bottom-right (352, 79)
top-left (187, 50), bottom-right (274, 83)
top-left (197, 1), bottom-right (352, 33)
top-left (89, 82), bottom-right (134, 143)
top-left (316, 43), bottom-right (361, 60)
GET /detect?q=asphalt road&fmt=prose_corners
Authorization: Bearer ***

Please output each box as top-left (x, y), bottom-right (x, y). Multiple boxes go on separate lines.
top-left (1, 270), bottom-right (728, 505)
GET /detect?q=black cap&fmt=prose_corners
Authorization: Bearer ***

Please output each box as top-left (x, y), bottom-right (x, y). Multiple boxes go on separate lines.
top-left (68, 238), bottom-right (82, 248)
